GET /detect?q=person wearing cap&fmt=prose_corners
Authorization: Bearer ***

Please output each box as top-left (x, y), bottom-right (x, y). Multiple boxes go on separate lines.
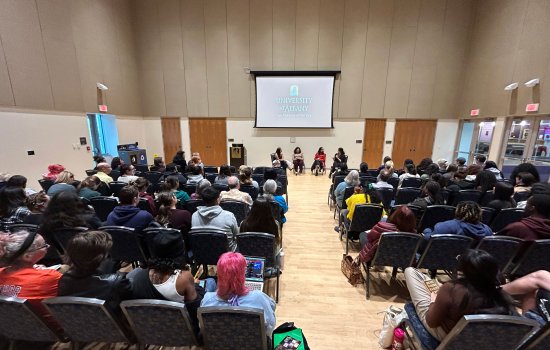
top-left (128, 229), bottom-right (215, 336)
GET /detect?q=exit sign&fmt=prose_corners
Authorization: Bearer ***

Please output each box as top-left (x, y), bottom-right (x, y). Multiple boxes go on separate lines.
top-left (470, 109), bottom-right (480, 116)
top-left (526, 103), bottom-right (539, 112)
top-left (98, 104), bottom-right (108, 112)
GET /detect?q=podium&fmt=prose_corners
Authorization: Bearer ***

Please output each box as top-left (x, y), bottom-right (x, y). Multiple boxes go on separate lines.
top-left (229, 144), bottom-right (246, 168)
top-left (117, 144), bottom-right (148, 166)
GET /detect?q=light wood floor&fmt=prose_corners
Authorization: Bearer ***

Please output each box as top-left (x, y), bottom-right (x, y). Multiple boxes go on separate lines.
top-left (273, 172), bottom-right (408, 350)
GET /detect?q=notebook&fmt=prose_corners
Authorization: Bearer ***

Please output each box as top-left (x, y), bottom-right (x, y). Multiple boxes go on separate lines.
top-left (244, 256), bottom-right (265, 292)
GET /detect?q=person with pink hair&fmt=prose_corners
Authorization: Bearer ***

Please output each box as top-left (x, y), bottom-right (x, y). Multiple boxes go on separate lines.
top-left (42, 164), bottom-right (65, 181)
top-left (200, 252), bottom-right (276, 334)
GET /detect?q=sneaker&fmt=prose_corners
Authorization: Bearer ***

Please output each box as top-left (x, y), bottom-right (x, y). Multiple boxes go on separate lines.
top-left (334, 226), bottom-right (340, 232)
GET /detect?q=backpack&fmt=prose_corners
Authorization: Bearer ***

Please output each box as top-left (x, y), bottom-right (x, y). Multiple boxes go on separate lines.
top-left (272, 322), bottom-right (310, 350)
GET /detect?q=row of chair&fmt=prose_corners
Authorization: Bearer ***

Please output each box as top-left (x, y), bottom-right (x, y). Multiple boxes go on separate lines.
top-left (362, 233), bottom-right (550, 299)
top-left (0, 296), bottom-right (270, 350)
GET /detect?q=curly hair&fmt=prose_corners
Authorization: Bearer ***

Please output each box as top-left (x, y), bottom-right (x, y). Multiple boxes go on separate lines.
top-left (455, 201), bottom-right (482, 223)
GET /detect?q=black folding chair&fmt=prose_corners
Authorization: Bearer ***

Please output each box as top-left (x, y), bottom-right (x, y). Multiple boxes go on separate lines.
top-left (182, 183), bottom-right (197, 197)
top-left (89, 196), bottom-right (118, 221)
top-left (109, 181), bottom-right (127, 198)
top-left (50, 227), bottom-right (89, 255)
top-left (213, 183), bottom-right (229, 192)
top-left (220, 200), bottom-right (250, 225)
top-left (38, 179), bottom-right (54, 192)
top-left (476, 236), bottom-right (525, 273)
top-left (417, 205), bottom-right (455, 233)
top-left (334, 186), bottom-right (355, 220)
top-left (376, 188), bottom-right (395, 212)
top-left (341, 204), bottom-right (384, 254)
top-left (452, 190), bottom-right (482, 206)
top-left (395, 187), bottom-right (421, 205)
top-left (240, 184), bottom-right (259, 201)
top-left (514, 191), bottom-right (531, 203)
top-left (99, 226), bottom-right (147, 266)
top-left (417, 234), bottom-right (474, 278)
top-left (144, 171), bottom-right (163, 185)
top-left (401, 177), bottom-right (423, 188)
top-left (203, 166), bottom-right (218, 174)
top-left (479, 190), bottom-right (495, 207)
top-left (511, 240), bottom-right (550, 276)
top-left (480, 206), bottom-right (497, 225)
top-left (491, 208), bottom-right (526, 233)
top-left (189, 228), bottom-right (230, 277)
top-left (184, 199), bottom-right (204, 214)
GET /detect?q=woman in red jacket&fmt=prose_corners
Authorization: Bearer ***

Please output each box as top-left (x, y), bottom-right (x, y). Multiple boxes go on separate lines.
top-left (311, 147), bottom-right (326, 175)
top-left (359, 205), bottom-right (417, 263)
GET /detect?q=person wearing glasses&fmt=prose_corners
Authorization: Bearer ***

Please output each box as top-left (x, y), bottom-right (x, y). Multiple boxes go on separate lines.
top-left (118, 163), bottom-right (139, 184)
top-left (0, 230), bottom-right (62, 328)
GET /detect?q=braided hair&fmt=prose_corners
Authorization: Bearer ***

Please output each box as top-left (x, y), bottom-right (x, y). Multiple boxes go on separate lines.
top-left (455, 201), bottom-right (482, 224)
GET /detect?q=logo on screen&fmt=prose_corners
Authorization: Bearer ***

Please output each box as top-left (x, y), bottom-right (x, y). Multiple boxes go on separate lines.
top-left (290, 85), bottom-right (299, 97)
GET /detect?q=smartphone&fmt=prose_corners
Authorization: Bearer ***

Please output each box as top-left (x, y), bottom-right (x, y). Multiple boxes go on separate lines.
top-left (274, 336), bottom-right (301, 350)
top-left (198, 280), bottom-right (206, 289)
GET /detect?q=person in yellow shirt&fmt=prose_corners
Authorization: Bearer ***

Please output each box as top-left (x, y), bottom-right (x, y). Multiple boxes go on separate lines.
top-left (337, 184), bottom-right (384, 232)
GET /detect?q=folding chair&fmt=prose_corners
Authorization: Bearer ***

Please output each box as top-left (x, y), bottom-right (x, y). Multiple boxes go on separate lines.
top-left (189, 228), bottom-right (230, 277)
top-left (220, 200), bottom-right (250, 225)
top-left (510, 240), bottom-right (550, 276)
top-left (99, 226), bottom-right (148, 266)
top-left (451, 190), bottom-right (482, 206)
top-left (395, 187), bottom-right (422, 205)
top-left (402, 177), bottom-right (423, 188)
top-left (476, 236), bottom-right (524, 273)
top-left (89, 196), bottom-right (118, 221)
top-left (491, 208), bottom-right (526, 233)
top-left (417, 205), bottom-right (455, 233)
top-left (417, 234), bottom-right (474, 278)
top-left (38, 179), bottom-right (54, 192)
top-left (341, 204), bottom-right (383, 254)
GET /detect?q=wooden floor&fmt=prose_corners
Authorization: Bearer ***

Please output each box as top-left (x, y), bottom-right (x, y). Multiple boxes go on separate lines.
top-left (273, 172), bottom-right (408, 350)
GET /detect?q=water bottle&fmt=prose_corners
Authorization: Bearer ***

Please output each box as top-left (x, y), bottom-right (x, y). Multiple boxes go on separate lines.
top-left (278, 250), bottom-right (285, 270)
top-left (391, 327), bottom-right (405, 350)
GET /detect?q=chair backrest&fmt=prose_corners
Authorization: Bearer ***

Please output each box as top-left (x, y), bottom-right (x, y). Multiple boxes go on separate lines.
top-left (372, 232), bottom-right (421, 268)
top-left (395, 187), bottom-right (422, 205)
top-left (203, 166), bottom-right (218, 174)
top-left (0, 296), bottom-right (61, 343)
top-left (437, 314), bottom-right (539, 350)
top-left (481, 206), bottom-right (497, 225)
top-left (490, 208), bottom-right (526, 233)
top-left (514, 191), bottom-right (531, 203)
top-left (109, 181), bottom-right (127, 198)
top-left (240, 184), bottom-right (259, 201)
top-left (333, 175), bottom-right (346, 187)
top-left (269, 200), bottom-right (283, 224)
top-left (138, 197), bottom-right (154, 214)
top-left (85, 169), bottom-right (98, 176)
top-left (135, 164), bottom-right (149, 173)
top-left (418, 205), bottom-right (456, 232)
top-left (43, 297), bottom-right (132, 344)
top-left (99, 226), bottom-right (147, 263)
top-left (110, 170), bottom-right (120, 181)
top-left (253, 167), bottom-right (268, 175)
top-left (120, 299), bottom-right (198, 347)
top-left (417, 234), bottom-right (474, 272)
top-left (198, 306), bottom-right (267, 350)
top-left (518, 321), bottom-right (550, 350)
top-left (220, 200), bottom-right (250, 225)
top-left (144, 171), bottom-right (163, 185)
top-left (236, 232), bottom-right (277, 268)
top-left (349, 204), bottom-right (384, 233)
top-left (206, 173), bottom-right (218, 183)
top-left (182, 183), bottom-right (197, 197)
top-left (213, 183), bottom-right (229, 192)
top-left (189, 228), bottom-right (229, 266)
top-left (184, 199), bottom-right (205, 214)
top-left (89, 196), bottom-right (119, 221)
top-left (340, 186), bottom-right (356, 209)
top-left (476, 236), bottom-right (525, 272)
top-left (387, 177), bottom-right (399, 189)
top-left (38, 179), bottom-right (55, 192)
top-left (376, 188), bottom-right (395, 211)
top-left (452, 190), bottom-right (482, 206)
top-left (50, 227), bottom-right (89, 254)
top-left (401, 177), bottom-right (423, 188)
top-left (479, 190), bottom-right (495, 207)
top-left (511, 239), bottom-right (550, 276)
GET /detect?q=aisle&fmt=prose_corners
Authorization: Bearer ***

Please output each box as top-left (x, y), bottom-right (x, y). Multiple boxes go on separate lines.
top-left (274, 172), bottom-right (407, 349)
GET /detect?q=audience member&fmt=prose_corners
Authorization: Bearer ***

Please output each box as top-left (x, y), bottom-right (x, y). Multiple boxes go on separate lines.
top-left (510, 162), bottom-right (540, 186)
top-left (238, 165), bottom-right (259, 191)
top-left (484, 161), bottom-right (503, 180)
top-left (334, 170), bottom-right (360, 207)
top-left (311, 147), bottom-right (326, 173)
top-left (436, 159), bottom-right (448, 173)
top-left (274, 147), bottom-right (291, 171)
top-left (474, 169), bottom-right (497, 204)
top-left (172, 150), bottom-right (187, 170)
top-left (93, 155), bottom-right (106, 168)
top-left (215, 165), bottom-right (232, 185)
top-left (186, 164), bottom-right (204, 184)
top-left (475, 154), bottom-right (486, 166)
top-left (6, 175), bottom-right (36, 196)
top-left (188, 152), bottom-right (204, 169)
top-left (191, 179), bottom-right (211, 200)
top-left (220, 176), bottom-right (253, 206)
top-left (443, 163), bottom-right (458, 182)
top-left (416, 157), bottom-right (434, 175)
top-left (0, 187), bottom-right (31, 231)
top-left (160, 175), bottom-right (190, 204)
top-left (134, 178), bottom-right (156, 215)
top-left (423, 201), bottom-right (492, 241)
top-left (261, 168), bottom-right (283, 189)
top-left (42, 164), bottom-right (65, 181)
top-left (359, 162), bottom-right (369, 176)
top-left (373, 170), bottom-right (393, 190)
top-left (0, 173), bottom-right (10, 191)
top-left (377, 161), bottom-right (398, 181)
top-left (514, 172), bottom-right (536, 194)
top-left (455, 157), bottom-right (467, 173)
top-left (359, 205), bottom-right (417, 263)
top-left (46, 171), bottom-right (77, 196)
top-left (262, 180), bottom-right (288, 224)
top-left (420, 163), bottom-right (440, 181)
top-left (240, 197), bottom-right (281, 248)
top-left (336, 184), bottom-right (381, 232)
top-left (292, 147), bottom-right (305, 174)
top-left (378, 156), bottom-right (392, 173)
top-left (77, 176), bottom-right (101, 199)
top-left (106, 186), bottom-right (154, 232)
top-left (23, 191), bottom-right (49, 225)
top-left (118, 163), bottom-right (139, 184)
top-left (155, 192), bottom-right (192, 238)
top-left (409, 181), bottom-right (444, 210)
top-left (498, 194), bottom-right (550, 239)
top-left (95, 162), bottom-right (114, 184)
top-left (58, 231), bottom-right (133, 314)
top-left (404, 249), bottom-right (516, 340)
top-left (516, 182), bottom-right (550, 209)
top-left (503, 270), bottom-right (550, 321)
top-left (151, 157), bottom-right (166, 172)
top-left (329, 147), bottom-right (347, 178)
top-left (487, 181), bottom-right (516, 212)
top-left (200, 252), bottom-right (276, 335)
top-left (160, 163), bottom-right (187, 184)
top-left (398, 163), bottom-right (419, 188)
top-left (111, 157), bottom-right (123, 171)
top-left (191, 186), bottom-right (239, 251)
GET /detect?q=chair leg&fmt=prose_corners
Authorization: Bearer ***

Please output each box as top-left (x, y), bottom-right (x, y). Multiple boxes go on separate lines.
top-left (429, 269), bottom-right (436, 279)
top-left (345, 233), bottom-right (349, 255)
top-left (392, 267), bottom-right (398, 279)
top-left (276, 271), bottom-right (280, 303)
top-left (365, 263), bottom-right (371, 299)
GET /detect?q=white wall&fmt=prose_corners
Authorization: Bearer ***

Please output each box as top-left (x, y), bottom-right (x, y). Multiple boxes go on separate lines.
top-left (432, 119), bottom-right (460, 163)
top-left (0, 110), bottom-right (92, 186)
top-left (225, 120), bottom-right (366, 168)
top-left (489, 117), bottom-right (507, 166)
top-left (383, 119), bottom-right (396, 162)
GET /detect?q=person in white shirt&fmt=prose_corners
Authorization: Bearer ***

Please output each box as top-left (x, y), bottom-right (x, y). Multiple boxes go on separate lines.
top-left (220, 176), bottom-right (253, 206)
top-left (118, 164), bottom-right (139, 184)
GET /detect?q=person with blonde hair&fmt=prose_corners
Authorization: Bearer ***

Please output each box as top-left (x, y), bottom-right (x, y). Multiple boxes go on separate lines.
top-left (77, 175), bottom-right (101, 199)
top-left (46, 171), bottom-right (76, 196)
top-left (200, 252), bottom-right (276, 335)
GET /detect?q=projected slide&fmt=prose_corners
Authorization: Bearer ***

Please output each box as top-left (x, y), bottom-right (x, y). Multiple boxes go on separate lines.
top-left (255, 76), bottom-right (334, 128)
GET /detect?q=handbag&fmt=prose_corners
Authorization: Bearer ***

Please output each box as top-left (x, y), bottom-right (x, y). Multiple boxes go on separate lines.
top-left (273, 322), bottom-right (310, 350)
top-left (379, 306), bottom-right (406, 348)
top-left (341, 254), bottom-right (364, 286)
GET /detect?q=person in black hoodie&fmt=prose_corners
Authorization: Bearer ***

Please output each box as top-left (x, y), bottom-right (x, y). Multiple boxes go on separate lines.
top-left (106, 186), bottom-right (154, 232)
top-left (499, 194), bottom-right (550, 240)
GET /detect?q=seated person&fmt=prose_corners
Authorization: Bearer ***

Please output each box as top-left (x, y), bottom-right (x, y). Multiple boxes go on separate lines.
top-left (191, 186), bottom-right (239, 251)
top-left (334, 170), bottom-right (360, 208)
top-left (150, 157), bottom-right (166, 172)
top-left (359, 162), bottom-right (369, 176)
top-left (47, 171), bottom-right (77, 196)
top-left (220, 176), bottom-right (253, 206)
top-left (376, 161), bottom-right (398, 181)
top-left (42, 164), bottom-right (65, 181)
top-left (484, 161), bottom-right (504, 180)
top-left (261, 169), bottom-right (283, 189)
top-left (404, 249), bottom-right (517, 341)
top-left (172, 150), bottom-right (187, 170)
top-left (514, 172), bottom-right (536, 194)
top-left (398, 163), bottom-right (420, 188)
top-left (77, 175), bottom-right (101, 199)
top-left (129, 229), bottom-right (215, 336)
top-left (359, 205), bottom-right (417, 263)
top-left (329, 147), bottom-right (347, 177)
top-left (311, 147), bottom-right (326, 173)
top-left (261, 180), bottom-right (288, 224)
top-left (6, 175), bottom-right (37, 196)
top-left (238, 166), bottom-right (259, 191)
top-left (58, 230), bottom-right (133, 314)
top-left (423, 201), bottom-right (492, 240)
top-left (95, 163), bottom-right (114, 184)
top-left (336, 184), bottom-right (382, 232)
top-left (215, 165), bottom-right (232, 185)
top-left (23, 191), bottom-right (49, 226)
top-left (160, 175), bottom-right (190, 204)
top-left (274, 147), bottom-right (291, 171)
top-left (187, 152), bottom-right (204, 169)
top-left (106, 186), bottom-right (154, 232)
top-left (487, 181), bottom-right (516, 213)
top-left (498, 194), bottom-right (550, 240)
top-left (186, 164), bottom-right (204, 184)
top-left (503, 270), bottom-right (550, 324)
top-left (117, 164), bottom-right (139, 184)
top-left (155, 191), bottom-right (192, 237)
top-left (190, 179), bottom-right (211, 200)
top-left (373, 170), bottom-right (394, 190)
top-left (409, 181), bottom-right (444, 210)
top-left (200, 252), bottom-right (276, 335)
top-left (111, 157), bottom-right (123, 172)
top-left (292, 147), bottom-right (305, 174)
top-left (240, 198), bottom-right (281, 251)
top-left (0, 187), bottom-right (31, 231)
top-left (134, 177), bottom-right (156, 215)
top-left (160, 163), bottom-right (187, 184)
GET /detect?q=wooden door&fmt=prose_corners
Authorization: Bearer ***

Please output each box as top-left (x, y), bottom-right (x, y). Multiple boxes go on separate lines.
top-left (392, 120), bottom-right (437, 167)
top-left (189, 118), bottom-right (227, 165)
top-left (161, 117), bottom-right (182, 162)
top-left (362, 119), bottom-right (386, 168)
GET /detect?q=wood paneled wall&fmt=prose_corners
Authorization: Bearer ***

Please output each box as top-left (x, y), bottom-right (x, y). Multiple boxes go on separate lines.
top-left (0, 0), bottom-right (141, 115)
top-left (461, 0), bottom-right (550, 118)
top-left (131, 0), bottom-right (475, 119)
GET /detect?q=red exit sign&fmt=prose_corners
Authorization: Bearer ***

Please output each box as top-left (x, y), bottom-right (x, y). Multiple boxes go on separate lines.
top-left (470, 109), bottom-right (480, 116)
top-left (526, 103), bottom-right (539, 112)
top-left (98, 104), bottom-right (108, 112)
